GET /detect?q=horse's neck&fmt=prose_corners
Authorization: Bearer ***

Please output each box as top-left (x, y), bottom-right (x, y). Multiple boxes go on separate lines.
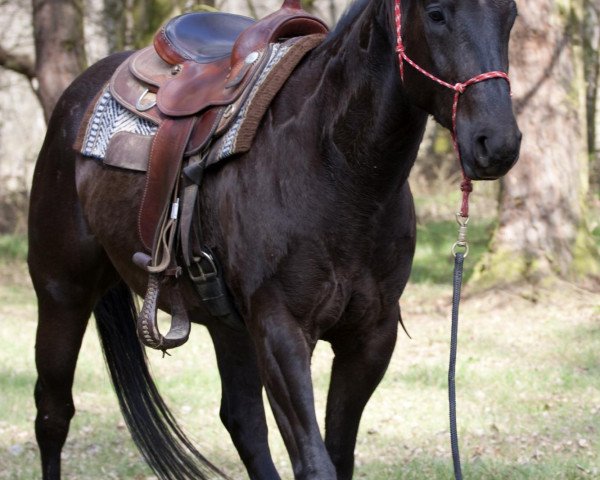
top-left (312, 0), bottom-right (427, 195)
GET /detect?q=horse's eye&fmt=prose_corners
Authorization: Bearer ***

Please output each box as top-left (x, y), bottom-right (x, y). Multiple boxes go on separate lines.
top-left (428, 10), bottom-right (445, 23)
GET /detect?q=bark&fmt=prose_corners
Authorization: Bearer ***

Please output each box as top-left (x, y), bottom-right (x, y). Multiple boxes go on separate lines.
top-left (473, 0), bottom-right (600, 286)
top-left (583, 0), bottom-right (600, 191)
top-left (32, 0), bottom-right (87, 122)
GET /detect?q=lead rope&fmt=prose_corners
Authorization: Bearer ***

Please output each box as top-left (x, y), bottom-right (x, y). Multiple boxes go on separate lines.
top-left (393, 0), bottom-right (512, 478)
top-left (449, 215), bottom-right (468, 480)
top-left (449, 251), bottom-right (465, 480)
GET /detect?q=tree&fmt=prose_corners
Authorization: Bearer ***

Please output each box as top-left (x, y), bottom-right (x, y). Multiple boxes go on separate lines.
top-left (0, 0), bottom-right (86, 122)
top-left (32, 0), bottom-right (87, 121)
top-left (473, 0), bottom-right (600, 286)
top-left (583, 0), bottom-right (600, 192)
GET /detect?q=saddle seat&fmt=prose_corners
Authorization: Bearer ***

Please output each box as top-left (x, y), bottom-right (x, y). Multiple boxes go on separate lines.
top-left (155, 12), bottom-right (255, 64)
top-left (113, 0), bottom-right (328, 119)
top-left (155, 1), bottom-right (328, 70)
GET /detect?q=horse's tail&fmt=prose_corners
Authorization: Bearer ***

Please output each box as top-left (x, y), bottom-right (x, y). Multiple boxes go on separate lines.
top-left (93, 280), bottom-right (225, 480)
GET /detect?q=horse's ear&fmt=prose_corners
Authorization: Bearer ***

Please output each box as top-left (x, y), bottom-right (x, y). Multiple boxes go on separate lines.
top-left (282, 0), bottom-right (302, 10)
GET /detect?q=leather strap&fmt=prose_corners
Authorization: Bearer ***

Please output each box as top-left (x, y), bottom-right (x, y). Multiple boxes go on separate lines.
top-left (179, 166), bottom-right (244, 331)
top-left (138, 116), bottom-right (196, 251)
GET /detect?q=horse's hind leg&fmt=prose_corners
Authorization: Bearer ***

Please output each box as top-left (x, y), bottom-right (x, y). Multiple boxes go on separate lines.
top-left (29, 219), bottom-right (114, 480)
top-left (324, 308), bottom-right (398, 480)
top-left (206, 321), bottom-right (280, 479)
top-left (28, 138), bottom-right (115, 480)
top-left (33, 289), bottom-right (93, 479)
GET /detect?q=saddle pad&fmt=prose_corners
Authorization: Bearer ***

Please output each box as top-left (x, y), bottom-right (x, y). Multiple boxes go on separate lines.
top-left (209, 33), bottom-right (325, 165)
top-left (79, 87), bottom-right (158, 162)
top-left (78, 34), bottom-right (324, 171)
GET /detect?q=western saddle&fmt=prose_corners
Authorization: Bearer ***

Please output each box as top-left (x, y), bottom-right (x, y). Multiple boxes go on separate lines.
top-left (102, 0), bottom-right (328, 351)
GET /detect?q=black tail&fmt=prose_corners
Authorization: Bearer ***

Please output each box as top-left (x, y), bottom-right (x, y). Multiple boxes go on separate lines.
top-left (94, 281), bottom-right (225, 480)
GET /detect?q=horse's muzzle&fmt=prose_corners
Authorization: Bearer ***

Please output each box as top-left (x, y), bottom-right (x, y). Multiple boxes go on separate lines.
top-left (463, 127), bottom-right (522, 180)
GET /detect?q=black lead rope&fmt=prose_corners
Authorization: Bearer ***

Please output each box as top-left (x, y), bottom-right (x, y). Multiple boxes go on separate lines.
top-left (449, 251), bottom-right (465, 480)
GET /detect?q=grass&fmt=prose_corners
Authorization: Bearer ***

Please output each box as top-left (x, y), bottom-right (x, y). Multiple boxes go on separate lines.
top-left (1, 231), bottom-right (599, 479)
top-left (0, 234), bottom-right (27, 263)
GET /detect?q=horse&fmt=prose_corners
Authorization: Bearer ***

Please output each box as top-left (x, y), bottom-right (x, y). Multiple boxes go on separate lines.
top-left (27, 0), bottom-right (521, 478)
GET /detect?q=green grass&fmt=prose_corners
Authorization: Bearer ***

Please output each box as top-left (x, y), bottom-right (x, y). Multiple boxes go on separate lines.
top-left (1, 224), bottom-right (600, 479)
top-left (0, 234), bottom-right (27, 262)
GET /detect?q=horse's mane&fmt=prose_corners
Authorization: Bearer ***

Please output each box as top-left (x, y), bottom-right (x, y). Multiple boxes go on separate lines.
top-left (322, 0), bottom-right (372, 46)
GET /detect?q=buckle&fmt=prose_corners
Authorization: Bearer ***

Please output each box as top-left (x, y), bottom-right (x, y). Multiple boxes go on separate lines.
top-left (188, 249), bottom-right (218, 282)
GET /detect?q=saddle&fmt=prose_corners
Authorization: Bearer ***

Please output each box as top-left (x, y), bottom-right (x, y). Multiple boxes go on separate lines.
top-left (99, 0), bottom-right (328, 351)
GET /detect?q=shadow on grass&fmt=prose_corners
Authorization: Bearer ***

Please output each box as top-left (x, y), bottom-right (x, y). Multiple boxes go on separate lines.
top-left (410, 219), bottom-right (495, 284)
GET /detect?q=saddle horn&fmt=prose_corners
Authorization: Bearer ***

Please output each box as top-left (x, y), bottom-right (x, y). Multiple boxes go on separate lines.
top-left (282, 0), bottom-right (302, 9)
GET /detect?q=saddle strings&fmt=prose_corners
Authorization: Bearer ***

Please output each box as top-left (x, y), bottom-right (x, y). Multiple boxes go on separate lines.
top-left (393, 0), bottom-right (511, 218)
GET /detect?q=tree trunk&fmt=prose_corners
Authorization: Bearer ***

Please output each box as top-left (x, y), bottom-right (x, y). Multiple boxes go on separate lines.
top-left (32, 0), bottom-right (87, 122)
top-left (103, 0), bottom-right (127, 53)
top-left (583, 0), bottom-right (600, 192)
top-left (473, 0), bottom-right (600, 286)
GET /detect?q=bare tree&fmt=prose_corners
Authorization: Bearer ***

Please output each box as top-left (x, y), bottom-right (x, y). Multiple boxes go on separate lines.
top-left (473, 0), bottom-right (600, 285)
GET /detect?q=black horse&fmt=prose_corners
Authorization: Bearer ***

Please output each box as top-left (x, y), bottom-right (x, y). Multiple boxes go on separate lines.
top-left (28, 0), bottom-right (521, 478)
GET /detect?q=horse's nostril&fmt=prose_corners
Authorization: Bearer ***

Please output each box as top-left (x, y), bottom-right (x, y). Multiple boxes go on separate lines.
top-left (475, 136), bottom-right (490, 167)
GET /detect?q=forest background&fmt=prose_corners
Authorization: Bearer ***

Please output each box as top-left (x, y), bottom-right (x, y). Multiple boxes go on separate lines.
top-left (0, 0), bottom-right (599, 478)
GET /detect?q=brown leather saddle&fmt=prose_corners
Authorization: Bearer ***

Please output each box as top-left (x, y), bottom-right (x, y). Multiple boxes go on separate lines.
top-left (103, 0), bottom-right (328, 351)
top-left (110, 0), bottom-right (327, 252)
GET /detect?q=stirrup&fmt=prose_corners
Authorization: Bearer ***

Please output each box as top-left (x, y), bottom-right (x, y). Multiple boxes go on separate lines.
top-left (136, 273), bottom-right (191, 350)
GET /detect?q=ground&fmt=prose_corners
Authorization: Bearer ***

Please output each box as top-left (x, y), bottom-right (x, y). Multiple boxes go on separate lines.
top-left (0, 225), bottom-right (599, 479)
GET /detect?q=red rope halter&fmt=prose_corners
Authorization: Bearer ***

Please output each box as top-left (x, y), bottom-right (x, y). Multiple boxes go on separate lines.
top-left (394, 0), bottom-right (510, 217)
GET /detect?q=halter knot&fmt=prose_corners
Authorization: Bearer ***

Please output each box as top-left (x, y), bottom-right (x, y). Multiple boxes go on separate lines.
top-left (454, 83), bottom-right (466, 94)
top-left (460, 178), bottom-right (473, 193)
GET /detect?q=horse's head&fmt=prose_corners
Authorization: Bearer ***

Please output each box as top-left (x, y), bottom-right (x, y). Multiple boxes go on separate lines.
top-left (398, 0), bottom-right (521, 180)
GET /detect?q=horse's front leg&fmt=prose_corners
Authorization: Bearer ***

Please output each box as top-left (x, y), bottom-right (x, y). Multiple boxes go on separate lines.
top-left (324, 307), bottom-right (399, 480)
top-left (248, 285), bottom-right (336, 480)
top-left (205, 319), bottom-right (280, 480)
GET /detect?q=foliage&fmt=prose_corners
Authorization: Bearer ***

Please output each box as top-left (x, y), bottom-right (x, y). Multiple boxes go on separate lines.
top-left (0, 234), bottom-right (27, 262)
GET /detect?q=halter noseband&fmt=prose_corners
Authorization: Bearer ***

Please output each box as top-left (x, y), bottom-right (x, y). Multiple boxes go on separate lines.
top-left (394, 0), bottom-right (510, 217)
